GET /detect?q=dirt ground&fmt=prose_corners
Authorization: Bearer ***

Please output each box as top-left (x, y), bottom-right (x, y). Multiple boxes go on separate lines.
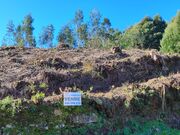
top-left (0, 46), bottom-right (180, 130)
top-left (0, 46), bottom-right (179, 98)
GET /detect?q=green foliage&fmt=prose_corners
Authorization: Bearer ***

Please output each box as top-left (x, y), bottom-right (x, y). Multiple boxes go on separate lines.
top-left (22, 14), bottom-right (36, 47)
top-left (72, 9), bottom-right (120, 48)
top-left (0, 96), bottom-right (22, 116)
top-left (57, 25), bottom-right (75, 46)
top-left (1, 10), bottom-right (172, 51)
top-left (4, 9), bottom-right (180, 54)
top-left (9, 14), bottom-right (36, 47)
top-left (77, 23), bottom-right (88, 46)
top-left (31, 92), bottom-right (45, 104)
top-left (89, 9), bottom-right (101, 38)
top-left (73, 10), bottom-right (88, 47)
top-left (130, 87), bottom-right (160, 114)
top-left (0, 95), bottom-right (179, 135)
top-left (15, 25), bottom-right (25, 47)
top-left (121, 25), bottom-right (145, 48)
top-left (124, 100), bottom-right (130, 108)
top-left (73, 9), bottom-right (114, 48)
top-left (99, 18), bottom-right (111, 39)
top-left (74, 9), bottom-right (84, 27)
top-left (123, 119), bottom-right (180, 135)
top-left (1, 21), bottom-right (16, 46)
top-left (91, 18), bottom-right (121, 49)
top-left (0, 97), bottom-right (98, 134)
top-left (39, 24), bottom-right (54, 48)
top-left (39, 82), bottom-right (48, 89)
top-left (161, 11), bottom-right (180, 53)
top-left (87, 10), bottom-right (121, 49)
top-left (121, 15), bottom-right (166, 50)
top-left (29, 83), bottom-right (36, 94)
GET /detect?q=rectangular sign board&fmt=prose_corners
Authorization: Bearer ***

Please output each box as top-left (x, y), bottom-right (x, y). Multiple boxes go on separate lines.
top-left (63, 92), bottom-right (82, 106)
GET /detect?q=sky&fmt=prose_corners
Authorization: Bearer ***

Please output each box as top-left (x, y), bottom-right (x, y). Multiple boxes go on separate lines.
top-left (0, 0), bottom-right (179, 44)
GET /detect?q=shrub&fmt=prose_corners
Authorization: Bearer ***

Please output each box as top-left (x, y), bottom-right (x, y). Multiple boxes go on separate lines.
top-left (39, 82), bottom-right (48, 89)
top-left (161, 11), bottom-right (180, 53)
top-left (0, 96), bottom-right (22, 116)
top-left (31, 92), bottom-right (45, 104)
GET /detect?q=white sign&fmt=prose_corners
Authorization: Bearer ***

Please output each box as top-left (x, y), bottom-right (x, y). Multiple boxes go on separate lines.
top-left (63, 92), bottom-right (82, 106)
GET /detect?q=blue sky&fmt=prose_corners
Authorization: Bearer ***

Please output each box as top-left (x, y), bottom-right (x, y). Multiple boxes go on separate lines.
top-left (0, 0), bottom-right (179, 44)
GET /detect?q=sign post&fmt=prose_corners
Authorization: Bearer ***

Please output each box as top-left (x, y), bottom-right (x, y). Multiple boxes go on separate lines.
top-left (63, 92), bottom-right (82, 106)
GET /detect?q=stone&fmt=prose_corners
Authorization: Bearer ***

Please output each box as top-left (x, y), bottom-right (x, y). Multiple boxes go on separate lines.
top-left (55, 124), bottom-right (65, 129)
top-left (54, 109), bottom-right (62, 116)
top-left (72, 113), bottom-right (98, 124)
top-left (57, 43), bottom-right (70, 50)
top-left (6, 124), bottom-right (13, 128)
top-left (44, 126), bottom-right (49, 130)
top-left (111, 46), bottom-right (122, 54)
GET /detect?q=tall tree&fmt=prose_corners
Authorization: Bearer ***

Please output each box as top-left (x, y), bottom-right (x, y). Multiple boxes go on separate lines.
top-left (57, 25), bottom-right (74, 47)
top-left (2, 21), bottom-right (16, 46)
top-left (15, 25), bottom-right (25, 47)
top-left (161, 11), bottom-right (180, 53)
top-left (73, 9), bottom-right (84, 47)
top-left (74, 9), bottom-right (84, 28)
top-left (100, 18), bottom-right (112, 39)
top-left (152, 15), bottom-right (167, 49)
top-left (89, 9), bottom-right (101, 37)
top-left (107, 28), bottom-right (122, 48)
top-left (102, 18), bottom-right (111, 31)
top-left (77, 23), bottom-right (88, 46)
top-left (121, 16), bottom-right (166, 49)
top-left (39, 24), bottom-right (54, 48)
top-left (94, 17), bottom-right (112, 48)
top-left (22, 14), bottom-right (36, 47)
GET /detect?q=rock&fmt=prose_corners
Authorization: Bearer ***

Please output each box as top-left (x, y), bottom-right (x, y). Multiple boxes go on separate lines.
top-left (111, 46), bottom-right (122, 54)
top-left (72, 113), bottom-right (98, 124)
top-left (5, 124), bottom-right (13, 128)
top-left (43, 95), bottom-right (62, 103)
top-left (29, 124), bottom-right (36, 127)
top-left (148, 49), bottom-right (165, 67)
top-left (54, 109), bottom-right (62, 116)
top-left (92, 97), bottom-right (103, 105)
top-left (55, 123), bottom-right (65, 129)
top-left (44, 126), bottom-right (49, 130)
top-left (57, 43), bottom-right (70, 50)
top-left (87, 94), bottom-right (126, 117)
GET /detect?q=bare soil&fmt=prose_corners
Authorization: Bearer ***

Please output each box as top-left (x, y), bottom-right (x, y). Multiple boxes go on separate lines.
top-left (0, 46), bottom-right (180, 129)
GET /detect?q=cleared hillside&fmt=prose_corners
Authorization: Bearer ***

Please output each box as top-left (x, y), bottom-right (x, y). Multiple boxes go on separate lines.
top-left (0, 46), bottom-right (179, 134)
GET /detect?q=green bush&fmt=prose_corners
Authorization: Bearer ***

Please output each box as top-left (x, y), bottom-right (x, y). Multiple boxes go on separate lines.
top-left (39, 82), bottom-right (48, 89)
top-left (161, 11), bottom-right (180, 53)
top-left (31, 92), bottom-right (45, 104)
top-left (121, 15), bottom-right (166, 50)
top-left (123, 119), bottom-right (180, 135)
top-left (0, 96), bottom-right (22, 116)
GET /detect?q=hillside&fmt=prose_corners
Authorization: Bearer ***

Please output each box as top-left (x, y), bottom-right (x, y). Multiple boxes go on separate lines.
top-left (0, 46), bottom-right (180, 134)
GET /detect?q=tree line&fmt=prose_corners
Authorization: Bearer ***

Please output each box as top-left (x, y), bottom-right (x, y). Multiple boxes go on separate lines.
top-left (1, 9), bottom-right (180, 53)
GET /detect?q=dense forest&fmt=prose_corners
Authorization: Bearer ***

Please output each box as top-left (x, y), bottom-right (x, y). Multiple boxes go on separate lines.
top-left (1, 9), bottom-right (180, 53)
